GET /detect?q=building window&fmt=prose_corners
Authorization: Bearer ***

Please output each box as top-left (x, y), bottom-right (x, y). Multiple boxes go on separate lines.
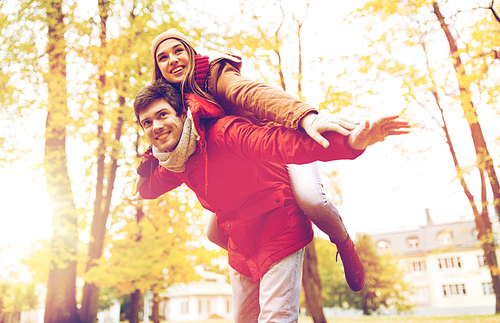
top-left (198, 299), bottom-right (210, 314)
top-left (409, 260), bottom-right (426, 272)
top-left (437, 230), bottom-right (453, 245)
top-left (377, 240), bottom-right (390, 252)
top-left (438, 257), bottom-right (461, 269)
top-left (198, 300), bottom-right (211, 314)
top-left (443, 284), bottom-right (466, 296)
top-left (478, 255), bottom-right (486, 267)
top-left (407, 236), bottom-right (419, 249)
top-left (413, 286), bottom-right (430, 305)
top-left (181, 301), bottom-right (189, 314)
top-left (483, 282), bottom-right (494, 295)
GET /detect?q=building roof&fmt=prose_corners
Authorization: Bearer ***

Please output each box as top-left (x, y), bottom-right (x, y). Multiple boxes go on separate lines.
top-left (161, 280), bottom-right (232, 298)
top-left (161, 268), bottom-right (232, 298)
top-left (369, 215), bottom-right (499, 256)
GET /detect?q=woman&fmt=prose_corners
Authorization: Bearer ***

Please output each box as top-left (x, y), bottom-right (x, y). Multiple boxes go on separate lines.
top-left (139, 28), bottom-right (365, 292)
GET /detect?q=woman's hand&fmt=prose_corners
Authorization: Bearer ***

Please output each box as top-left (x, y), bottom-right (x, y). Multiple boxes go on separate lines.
top-left (299, 112), bottom-right (358, 148)
top-left (348, 115), bottom-right (411, 150)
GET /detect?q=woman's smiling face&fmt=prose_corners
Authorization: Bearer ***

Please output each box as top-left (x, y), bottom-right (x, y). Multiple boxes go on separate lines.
top-left (155, 39), bottom-right (190, 85)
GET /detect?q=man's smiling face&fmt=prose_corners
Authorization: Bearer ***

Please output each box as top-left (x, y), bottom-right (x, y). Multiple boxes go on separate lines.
top-left (139, 98), bottom-right (186, 152)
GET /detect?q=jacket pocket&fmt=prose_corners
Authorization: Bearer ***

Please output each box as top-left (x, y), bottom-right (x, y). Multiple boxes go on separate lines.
top-left (226, 189), bottom-right (291, 255)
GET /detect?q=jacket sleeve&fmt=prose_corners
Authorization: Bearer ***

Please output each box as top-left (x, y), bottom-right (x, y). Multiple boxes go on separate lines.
top-left (211, 116), bottom-right (364, 164)
top-left (206, 60), bottom-right (317, 130)
top-left (138, 166), bottom-right (184, 200)
top-left (137, 155), bottom-right (159, 178)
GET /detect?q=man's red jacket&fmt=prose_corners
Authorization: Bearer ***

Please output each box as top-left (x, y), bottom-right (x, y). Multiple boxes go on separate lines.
top-left (138, 95), bottom-right (364, 281)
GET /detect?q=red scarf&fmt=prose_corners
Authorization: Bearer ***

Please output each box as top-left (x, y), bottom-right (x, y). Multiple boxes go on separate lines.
top-left (194, 54), bottom-right (209, 90)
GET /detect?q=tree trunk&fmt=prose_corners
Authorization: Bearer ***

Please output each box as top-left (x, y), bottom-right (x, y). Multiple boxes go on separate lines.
top-left (79, 1), bottom-right (113, 322)
top-left (129, 290), bottom-right (141, 323)
top-left (0, 298), bottom-right (4, 323)
top-left (362, 299), bottom-right (370, 316)
top-left (126, 208), bottom-right (145, 323)
top-left (478, 170), bottom-right (500, 312)
top-left (80, 101), bottom-right (124, 323)
top-left (151, 293), bottom-right (160, 323)
top-left (302, 241), bottom-right (327, 323)
top-left (43, 1), bottom-right (80, 323)
top-left (433, 2), bottom-right (500, 313)
top-left (290, 8), bottom-right (327, 321)
top-left (434, 84), bottom-right (500, 314)
top-left (432, 1), bottom-right (500, 220)
top-left (12, 312), bottom-right (20, 323)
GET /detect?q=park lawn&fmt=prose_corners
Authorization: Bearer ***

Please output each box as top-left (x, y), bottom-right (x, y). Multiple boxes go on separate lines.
top-left (184, 315), bottom-right (500, 323)
top-left (297, 314), bottom-right (500, 322)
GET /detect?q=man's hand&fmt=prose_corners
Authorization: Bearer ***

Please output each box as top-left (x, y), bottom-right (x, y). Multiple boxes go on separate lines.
top-left (129, 176), bottom-right (147, 203)
top-left (129, 191), bottom-right (143, 202)
top-left (348, 115), bottom-right (410, 150)
top-left (300, 112), bottom-right (358, 148)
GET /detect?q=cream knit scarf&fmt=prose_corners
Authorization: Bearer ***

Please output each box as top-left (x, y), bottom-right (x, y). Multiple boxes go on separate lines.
top-left (152, 111), bottom-right (199, 173)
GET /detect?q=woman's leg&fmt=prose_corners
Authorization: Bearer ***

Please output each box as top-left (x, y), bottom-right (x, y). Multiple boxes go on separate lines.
top-left (286, 162), bottom-right (347, 243)
top-left (287, 162), bottom-right (365, 291)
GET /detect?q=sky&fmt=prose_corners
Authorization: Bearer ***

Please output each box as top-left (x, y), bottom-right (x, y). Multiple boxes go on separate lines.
top-left (1, 0), bottom-right (499, 271)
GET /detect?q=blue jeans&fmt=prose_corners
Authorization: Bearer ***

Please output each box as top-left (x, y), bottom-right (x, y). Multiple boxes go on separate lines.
top-left (229, 248), bottom-right (305, 323)
top-left (287, 162), bottom-right (348, 243)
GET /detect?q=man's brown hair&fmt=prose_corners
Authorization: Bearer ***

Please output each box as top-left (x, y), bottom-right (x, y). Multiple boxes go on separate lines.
top-left (133, 80), bottom-right (186, 125)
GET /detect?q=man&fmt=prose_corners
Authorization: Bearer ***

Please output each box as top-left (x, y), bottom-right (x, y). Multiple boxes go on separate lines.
top-left (133, 80), bottom-right (410, 322)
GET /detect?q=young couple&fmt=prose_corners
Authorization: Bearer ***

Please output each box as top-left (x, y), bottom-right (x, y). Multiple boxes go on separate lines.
top-left (132, 28), bottom-right (410, 323)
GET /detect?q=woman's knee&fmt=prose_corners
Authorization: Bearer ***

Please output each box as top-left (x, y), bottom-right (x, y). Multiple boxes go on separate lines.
top-left (294, 189), bottom-right (329, 216)
top-left (287, 163), bottom-right (329, 215)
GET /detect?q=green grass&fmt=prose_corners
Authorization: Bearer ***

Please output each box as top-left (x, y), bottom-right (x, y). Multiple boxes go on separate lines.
top-left (297, 315), bottom-right (500, 322)
top-left (182, 314), bottom-right (500, 323)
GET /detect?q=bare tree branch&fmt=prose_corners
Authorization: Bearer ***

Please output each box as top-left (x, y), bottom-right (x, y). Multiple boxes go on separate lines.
top-left (489, 0), bottom-right (500, 23)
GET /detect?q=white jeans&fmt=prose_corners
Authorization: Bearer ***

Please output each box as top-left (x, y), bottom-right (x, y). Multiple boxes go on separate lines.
top-left (287, 162), bottom-right (347, 243)
top-left (229, 248), bottom-right (305, 323)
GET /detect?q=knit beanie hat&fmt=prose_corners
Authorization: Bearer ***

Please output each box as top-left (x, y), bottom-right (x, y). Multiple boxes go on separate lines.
top-left (151, 28), bottom-right (196, 81)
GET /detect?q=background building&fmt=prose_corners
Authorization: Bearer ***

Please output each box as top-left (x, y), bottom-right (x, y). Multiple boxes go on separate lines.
top-left (370, 209), bottom-right (499, 316)
top-left (143, 267), bottom-right (232, 322)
